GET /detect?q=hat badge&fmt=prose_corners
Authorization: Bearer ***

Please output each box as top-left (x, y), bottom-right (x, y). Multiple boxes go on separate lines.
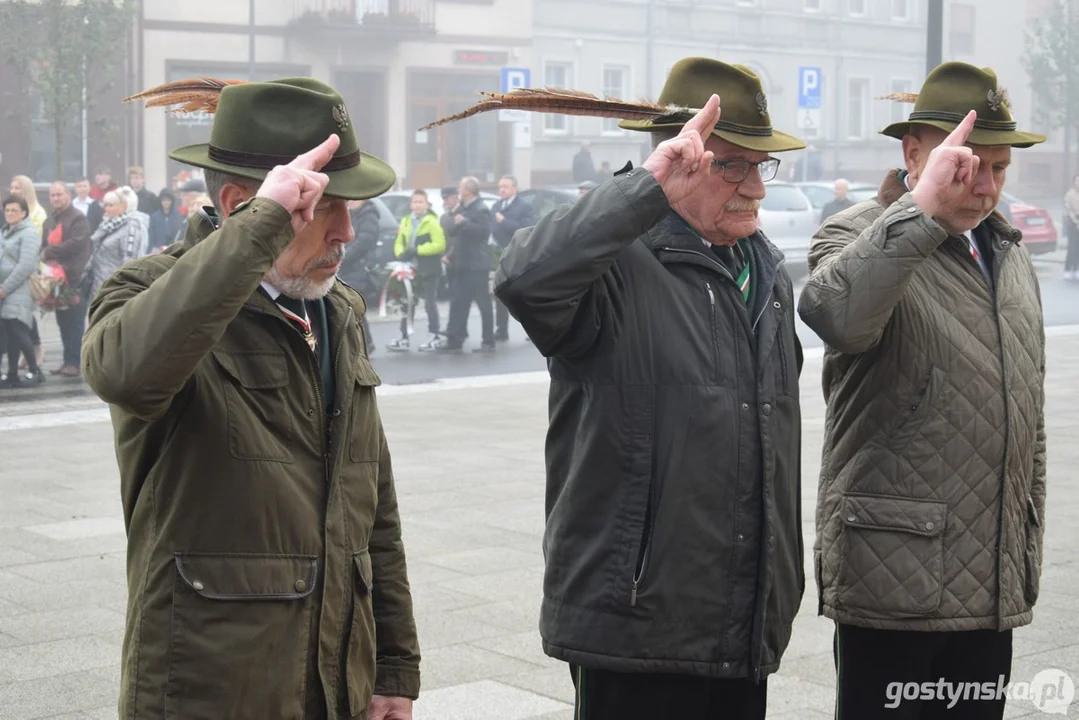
top-left (332, 103), bottom-right (350, 132)
top-left (987, 88), bottom-right (1009, 112)
top-left (756, 92), bottom-right (768, 117)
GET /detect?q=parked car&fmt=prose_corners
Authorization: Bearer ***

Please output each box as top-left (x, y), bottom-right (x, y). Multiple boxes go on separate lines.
top-left (795, 180), bottom-right (879, 210)
top-left (997, 191), bottom-right (1058, 255)
top-left (380, 188), bottom-right (497, 222)
top-left (518, 186), bottom-right (579, 221)
top-left (364, 197), bottom-right (404, 265)
top-left (758, 182), bottom-right (818, 278)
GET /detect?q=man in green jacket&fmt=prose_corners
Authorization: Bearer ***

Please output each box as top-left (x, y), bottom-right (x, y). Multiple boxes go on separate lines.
top-left (386, 189), bottom-right (446, 352)
top-left (799, 63), bottom-right (1047, 718)
top-left (82, 78), bottom-right (420, 720)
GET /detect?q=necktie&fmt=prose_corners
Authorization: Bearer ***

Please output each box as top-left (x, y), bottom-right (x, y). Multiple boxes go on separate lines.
top-left (275, 295), bottom-right (316, 353)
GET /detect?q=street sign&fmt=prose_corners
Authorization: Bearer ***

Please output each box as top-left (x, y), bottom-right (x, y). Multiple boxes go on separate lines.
top-left (800, 109), bottom-right (821, 138)
top-left (798, 66), bottom-right (822, 110)
top-left (499, 67), bottom-right (531, 122)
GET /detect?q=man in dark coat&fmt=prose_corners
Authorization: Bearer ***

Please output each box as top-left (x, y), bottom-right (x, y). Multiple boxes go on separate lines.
top-left (442, 176), bottom-right (494, 352)
top-left (572, 142), bottom-right (596, 183)
top-left (489, 175), bottom-right (535, 341)
top-left (439, 186), bottom-right (459, 294)
top-left (494, 58), bottom-right (806, 719)
top-left (148, 189), bottom-right (183, 252)
top-left (40, 181), bottom-right (91, 377)
top-left (818, 178), bottom-right (854, 223)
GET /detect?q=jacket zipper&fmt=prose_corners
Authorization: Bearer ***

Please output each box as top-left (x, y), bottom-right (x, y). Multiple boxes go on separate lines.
top-left (631, 464), bottom-right (658, 607)
top-left (990, 241), bottom-right (1012, 624)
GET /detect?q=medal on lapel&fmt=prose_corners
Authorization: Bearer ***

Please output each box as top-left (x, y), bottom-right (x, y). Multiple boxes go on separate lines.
top-left (276, 300), bottom-right (317, 353)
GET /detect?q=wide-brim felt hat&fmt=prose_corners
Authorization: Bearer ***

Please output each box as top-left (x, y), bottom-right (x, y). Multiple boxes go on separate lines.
top-left (880, 62), bottom-right (1045, 148)
top-left (619, 58), bottom-right (806, 153)
top-left (169, 77), bottom-right (396, 200)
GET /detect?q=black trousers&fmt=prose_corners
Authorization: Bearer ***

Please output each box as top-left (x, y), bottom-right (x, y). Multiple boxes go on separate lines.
top-left (3, 319), bottom-right (38, 375)
top-left (569, 665), bottom-right (767, 720)
top-left (445, 269), bottom-right (492, 347)
top-left (29, 316), bottom-right (39, 345)
top-left (399, 269), bottom-right (440, 337)
top-left (834, 624), bottom-right (1013, 720)
top-left (54, 305), bottom-right (86, 368)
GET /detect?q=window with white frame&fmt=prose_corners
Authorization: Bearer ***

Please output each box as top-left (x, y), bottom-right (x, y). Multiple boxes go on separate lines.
top-left (892, 0), bottom-right (909, 19)
top-left (601, 65), bottom-right (629, 134)
top-left (889, 78), bottom-right (913, 124)
top-left (805, 0), bottom-right (822, 11)
top-left (543, 61), bottom-right (573, 134)
top-left (848, 77), bottom-right (871, 139)
top-left (850, 0), bottom-right (866, 16)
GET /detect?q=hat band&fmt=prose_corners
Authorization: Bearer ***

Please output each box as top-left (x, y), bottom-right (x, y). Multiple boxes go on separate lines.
top-left (907, 110), bottom-right (1017, 132)
top-left (207, 145), bottom-right (362, 172)
top-left (714, 119), bottom-right (773, 137)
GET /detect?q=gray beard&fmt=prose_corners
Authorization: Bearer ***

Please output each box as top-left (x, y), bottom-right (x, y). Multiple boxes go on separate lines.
top-left (265, 264), bottom-right (337, 300)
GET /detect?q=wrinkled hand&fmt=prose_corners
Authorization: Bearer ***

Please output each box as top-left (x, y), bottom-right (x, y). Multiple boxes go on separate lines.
top-left (454, 215), bottom-right (464, 225)
top-left (368, 695), bottom-right (412, 720)
top-left (642, 94), bottom-right (721, 206)
top-left (495, 212), bottom-right (504, 223)
top-left (910, 110), bottom-right (980, 220)
top-left (256, 134), bottom-right (339, 235)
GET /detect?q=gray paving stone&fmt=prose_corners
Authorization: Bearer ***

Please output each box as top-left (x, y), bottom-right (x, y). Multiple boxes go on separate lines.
top-left (418, 644), bottom-right (548, 691)
top-left (0, 607), bottom-right (126, 646)
top-left (0, 634), bottom-right (120, 685)
top-left (413, 679), bottom-right (569, 720)
top-left (496, 664), bottom-right (575, 704)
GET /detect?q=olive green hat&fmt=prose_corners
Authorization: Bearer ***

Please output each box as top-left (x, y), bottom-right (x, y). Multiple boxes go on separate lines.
top-left (619, 58), bottom-right (806, 153)
top-left (880, 62), bottom-right (1045, 148)
top-left (168, 77), bottom-right (396, 200)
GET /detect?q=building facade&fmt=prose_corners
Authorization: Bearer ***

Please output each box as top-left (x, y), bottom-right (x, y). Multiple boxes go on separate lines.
top-left (532, 0), bottom-right (929, 186)
top-left (137, 0), bottom-right (533, 193)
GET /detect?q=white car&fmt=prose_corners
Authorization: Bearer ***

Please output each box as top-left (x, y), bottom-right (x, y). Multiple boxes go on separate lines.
top-left (758, 182), bottom-right (818, 278)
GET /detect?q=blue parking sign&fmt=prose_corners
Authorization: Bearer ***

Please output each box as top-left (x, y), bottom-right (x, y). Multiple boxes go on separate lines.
top-left (501, 67), bottom-right (530, 94)
top-left (799, 67), bottom-right (822, 110)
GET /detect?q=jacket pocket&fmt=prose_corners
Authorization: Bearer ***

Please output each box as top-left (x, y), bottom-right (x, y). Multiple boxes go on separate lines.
top-left (838, 494), bottom-right (946, 617)
top-left (166, 553), bottom-right (317, 720)
top-left (1024, 496), bottom-right (1042, 606)
top-left (350, 357), bottom-right (383, 463)
top-left (346, 549), bottom-right (376, 717)
top-left (885, 367), bottom-right (941, 453)
top-left (213, 350), bottom-right (294, 463)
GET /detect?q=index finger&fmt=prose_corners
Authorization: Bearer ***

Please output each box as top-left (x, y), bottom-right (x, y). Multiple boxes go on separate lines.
top-left (942, 110), bottom-right (976, 147)
top-left (288, 134), bottom-right (341, 172)
top-left (680, 94), bottom-right (721, 139)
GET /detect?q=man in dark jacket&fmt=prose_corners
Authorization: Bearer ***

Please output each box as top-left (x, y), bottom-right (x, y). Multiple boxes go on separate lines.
top-left (494, 59), bottom-right (806, 719)
top-left (341, 198), bottom-right (382, 351)
top-left (489, 175), bottom-right (535, 341)
top-left (572, 142), bottom-right (596, 183)
top-left (439, 186), bottom-right (459, 294)
top-left (818, 178), bottom-right (853, 223)
top-left (148, 189), bottom-right (183, 252)
top-left (128, 166), bottom-right (161, 216)
top-left (443, 176), bottom-right (494, 352)
top-left (41, 181), bottom-right (91, 377)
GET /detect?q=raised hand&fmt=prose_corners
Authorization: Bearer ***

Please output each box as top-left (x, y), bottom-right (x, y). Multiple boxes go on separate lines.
top-left (256, 134), bottom-right (340, 235)
top-left (642, 94), bottom-right (721, 206)
top-left (910, 110), bottom-right (980, 220)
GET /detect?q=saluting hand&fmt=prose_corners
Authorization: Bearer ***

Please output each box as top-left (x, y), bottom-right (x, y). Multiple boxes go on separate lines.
top-left (642, 94), bottom-right (721, 206)
top-left (256, 134), bottom-right (339, 235)
top-left (910, 110), bottom-right (980, 220)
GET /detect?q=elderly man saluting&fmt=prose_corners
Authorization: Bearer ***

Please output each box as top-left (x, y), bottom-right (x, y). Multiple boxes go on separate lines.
top-left (82, 78), bottom-right (420, 720)
top-left (494, 58), bottom-right (806, 720)
top-left (799, 62), bottom-right (1047, 718)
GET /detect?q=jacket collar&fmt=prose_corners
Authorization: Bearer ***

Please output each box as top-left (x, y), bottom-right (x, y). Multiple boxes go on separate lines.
top-left (648, 211), bottom-right (785, 268)
top-left (2, 218), bottom-right (31, 236)
top-left (877, 168), bottom-right (1022, 244)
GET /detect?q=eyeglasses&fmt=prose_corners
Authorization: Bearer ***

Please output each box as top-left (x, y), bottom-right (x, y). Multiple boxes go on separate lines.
top-left (710, 158), bottom-right (781, 183)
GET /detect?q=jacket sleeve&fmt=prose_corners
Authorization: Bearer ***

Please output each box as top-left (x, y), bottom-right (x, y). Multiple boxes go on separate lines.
top-left (82, 199), bottom-right (294, 420)
top-left (2, 229), bottom-right (40, 295)
top-left (42, 212), bottom-right (91, 262)
top-left (494, 168), bottom-right (669, 358)
top-left (393, 219), bottom-right (407, 259)
top-left (370, 421), bottom-right (421, 699)
top-left (500, 201), bottom-right (535, 236)
top-left (416, 217), bottom-right (445, 257)
top-left (1029, 260), bottom-right (1048, 561)
top-left (797, 193), bottom-right (948, 355)
top-left (354, 209), bottom-right (380, 260)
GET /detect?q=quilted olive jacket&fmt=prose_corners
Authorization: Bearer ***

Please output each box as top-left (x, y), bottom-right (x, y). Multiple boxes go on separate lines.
top-left (798, 170), bottom-right (1047, 631)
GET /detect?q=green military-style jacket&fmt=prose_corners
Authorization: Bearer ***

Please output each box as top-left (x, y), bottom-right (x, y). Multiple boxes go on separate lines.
top-left (82, 198), bottom-right (420, 719)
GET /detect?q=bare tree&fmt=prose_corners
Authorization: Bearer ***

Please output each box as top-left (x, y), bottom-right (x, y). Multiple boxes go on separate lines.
top-left (1023, 0), bottom-right (1079, 181)
top-left (0, 0), bottom-right (136, 179)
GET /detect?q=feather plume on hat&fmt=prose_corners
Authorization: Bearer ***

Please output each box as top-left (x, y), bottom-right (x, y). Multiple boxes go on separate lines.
top-left (124, 76), bottom-right (248, 113)
top-left (877, 92), bottom-right (920, 104)
top-left (420, 87), bottom-right (698, 130)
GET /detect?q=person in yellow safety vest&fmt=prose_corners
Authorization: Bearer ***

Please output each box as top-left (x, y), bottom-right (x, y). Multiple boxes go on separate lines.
top-left (387, 188), bottom-right (447, 352)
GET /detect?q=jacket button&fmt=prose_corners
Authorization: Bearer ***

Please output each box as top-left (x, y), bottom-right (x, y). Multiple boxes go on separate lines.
top-left (722, 661), bottom-right (731, 669)
top-left (773, 301), bottom-right (781, 309)
top-left (762, 403), bottom-right (772, 416)
top-left (294, 579), bottom-right (307, 592)
top-left (736, 533), bottom-right (745, 541)
top-left (307, 408), bottom-right (315, 417)
top-left (925, 521), bottom-right (935, 531)
top-left (333, 409), bottom-right (342, 417)
top-left (907, 206), bottom-right (918, 213)
top-left (1002, 240), bottom-right (1011, 247)
top-left (192, 581), bottom-right (204, 591)
top-left (847, 514), bottom-right (856, 523)
top-left (742, 402), bottom-right (749, 410)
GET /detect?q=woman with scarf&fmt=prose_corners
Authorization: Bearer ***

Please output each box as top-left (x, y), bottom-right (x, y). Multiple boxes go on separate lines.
top-left (87, 186), bottom-right (148, 303)
top-left (0, 195), bottom-right (45, 387)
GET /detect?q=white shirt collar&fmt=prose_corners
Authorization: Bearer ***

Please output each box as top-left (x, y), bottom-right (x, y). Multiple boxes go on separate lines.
top-left (260, 280), bottom-right (282, 300)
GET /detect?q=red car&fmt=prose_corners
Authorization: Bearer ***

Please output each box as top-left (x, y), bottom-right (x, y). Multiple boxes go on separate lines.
top-left (998, 191), bottom-right (1057, 255)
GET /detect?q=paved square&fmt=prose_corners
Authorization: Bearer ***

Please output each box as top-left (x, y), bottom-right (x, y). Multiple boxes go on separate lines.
top-left (3, 332), bottom-right (1079, 718)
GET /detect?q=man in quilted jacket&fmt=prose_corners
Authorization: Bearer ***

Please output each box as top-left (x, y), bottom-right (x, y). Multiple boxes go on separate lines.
top-left (799, 62), bottom-right (1047, 719)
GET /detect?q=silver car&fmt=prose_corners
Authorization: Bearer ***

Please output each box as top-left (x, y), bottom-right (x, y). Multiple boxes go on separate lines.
top-left (795, 180), bottom-right (879, 211)
top-left (758, 182), bottom-right (818, 278)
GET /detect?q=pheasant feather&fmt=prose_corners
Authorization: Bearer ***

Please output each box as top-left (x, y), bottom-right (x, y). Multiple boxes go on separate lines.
top-left (420, 87), bottom-right (696, 130)
top-left (124, 76), bottom-right (248, 114)
top-left (878, 92), bottom-right (920, 104)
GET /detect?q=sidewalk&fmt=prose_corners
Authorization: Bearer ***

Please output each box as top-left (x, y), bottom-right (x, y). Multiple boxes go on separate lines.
top-left (3, 333), bottom-right (1079, 718)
